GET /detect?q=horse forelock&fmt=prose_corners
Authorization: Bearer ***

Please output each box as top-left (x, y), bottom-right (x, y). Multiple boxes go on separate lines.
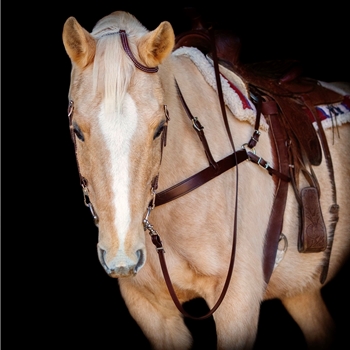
top-left (90, 11), bottom-right (149, 116)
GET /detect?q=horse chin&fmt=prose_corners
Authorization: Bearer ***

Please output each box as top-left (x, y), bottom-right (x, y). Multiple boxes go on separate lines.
top-left (108, 269), bottom-right (137, 279)
top-left (102, 262), bottom-right (142, 278)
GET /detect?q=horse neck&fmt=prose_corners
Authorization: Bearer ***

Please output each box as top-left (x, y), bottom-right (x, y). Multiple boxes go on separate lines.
top-left (156, 54), bottom-right (258, 192)
top-left (150, 54), bottom-right (276, 269)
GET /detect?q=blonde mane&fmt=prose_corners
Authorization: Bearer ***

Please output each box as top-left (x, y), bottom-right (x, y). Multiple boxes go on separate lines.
top-left (91, 11), bottom-right (149, 115)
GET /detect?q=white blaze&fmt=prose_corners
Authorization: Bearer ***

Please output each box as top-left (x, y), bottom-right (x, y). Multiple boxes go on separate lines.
top-left (99, 93), bottom-right (138, 247)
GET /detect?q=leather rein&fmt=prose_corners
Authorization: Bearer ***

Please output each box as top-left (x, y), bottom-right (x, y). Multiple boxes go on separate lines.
top-left (68, 29), bottom-right (290, 320)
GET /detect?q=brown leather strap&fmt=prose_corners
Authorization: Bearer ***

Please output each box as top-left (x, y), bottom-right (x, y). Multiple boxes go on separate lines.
top-left (68, 100), bottom-right (99, 224)
top-left (152, 237), bottom-right (231, 319)
top-left (119, 30), bottom-right (159, 73)
top-left (248, 152), bottom-right (290, 182)
top-left (270, 93), bottom-right (322, 166)
top-left (262, 100), bottom-right (291, 283)
top-left (247, 87), bottom-right (263, 148)
top-left (209, 27), bottom-right (237, 156)
top-left (175, 81), bottom-right (218, 169)
top-left (302, 88), bottom-right (339, 284)
top-left (154, 99), bottom-right (290, 207)
top-left (68, 101), bottom-right (84, 185)
top-left (154, 149), bottom-right (248, 206)
top-left (150, 27), bottom-right (244, 320)
top-left (298, 186), bottom-right (327, 253)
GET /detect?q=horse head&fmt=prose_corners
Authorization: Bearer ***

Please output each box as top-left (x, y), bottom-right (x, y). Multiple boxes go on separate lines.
top-left (62, 11), bottom-right (175, 277)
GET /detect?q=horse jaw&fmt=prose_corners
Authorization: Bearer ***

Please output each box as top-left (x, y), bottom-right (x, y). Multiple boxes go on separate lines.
top-left (62, 17), bottom-right (96, 68)
top-left (138, 21), bottom-right (175, 67)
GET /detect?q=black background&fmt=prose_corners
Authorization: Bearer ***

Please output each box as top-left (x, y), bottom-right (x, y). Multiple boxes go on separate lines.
top-left (8, 1), bottom-right (349, 349)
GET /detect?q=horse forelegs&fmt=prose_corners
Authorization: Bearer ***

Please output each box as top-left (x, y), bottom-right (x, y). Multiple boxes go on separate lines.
top-left (281, 289), bottom-right (335, 349)
top-left (119, 280), bottom-right (193, 350)
top-left (212, 297), bottom-right (260, 350)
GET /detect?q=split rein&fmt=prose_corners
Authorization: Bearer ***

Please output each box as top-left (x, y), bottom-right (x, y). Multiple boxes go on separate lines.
top-left (67, 29), bottom-right (290, 320)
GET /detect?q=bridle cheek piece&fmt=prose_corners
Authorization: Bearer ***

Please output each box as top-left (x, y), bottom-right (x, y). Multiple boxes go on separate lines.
top-left (67, 100), bottom-right (99, 225)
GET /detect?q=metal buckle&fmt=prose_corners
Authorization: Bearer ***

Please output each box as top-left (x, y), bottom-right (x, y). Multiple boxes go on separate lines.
top-left (82, 186), bottom-right (99, 224)
top-left (241, 143), bottom-right (256, 154)
top-left (192, 117), bottom-right (203, 132)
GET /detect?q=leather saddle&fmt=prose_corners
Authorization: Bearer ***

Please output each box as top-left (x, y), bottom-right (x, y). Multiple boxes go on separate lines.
top-left (174, 8), bottom-right (343, 167)
top-left (174, 8), bottom-right (344, 259)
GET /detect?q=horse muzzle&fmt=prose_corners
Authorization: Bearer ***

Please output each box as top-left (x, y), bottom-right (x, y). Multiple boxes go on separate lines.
top-left (97, 245), bottom-right (146, 278)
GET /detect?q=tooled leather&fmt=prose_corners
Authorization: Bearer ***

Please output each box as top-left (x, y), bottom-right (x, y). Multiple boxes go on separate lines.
top-left (299, 187), bottom-right (327, 253)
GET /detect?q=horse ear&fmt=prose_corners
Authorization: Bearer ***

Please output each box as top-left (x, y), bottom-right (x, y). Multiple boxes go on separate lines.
top-left (62, 17), bottom-right (96, 68)
top-left (138, 21), bottom-right (175, 67)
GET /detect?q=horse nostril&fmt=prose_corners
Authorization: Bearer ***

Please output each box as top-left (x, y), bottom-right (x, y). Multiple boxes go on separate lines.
top-left (135, 249), bottom-right (145, 273)
top-left (97, 245), bottom-right (105, 260)
top-left (97, 245), bottom-right (110, 274)
top-left (96, 245), bottom-right (145, 276)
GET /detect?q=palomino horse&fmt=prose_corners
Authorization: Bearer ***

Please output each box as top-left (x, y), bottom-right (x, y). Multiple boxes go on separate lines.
top-left (62, 10), bottom-right (350, 349)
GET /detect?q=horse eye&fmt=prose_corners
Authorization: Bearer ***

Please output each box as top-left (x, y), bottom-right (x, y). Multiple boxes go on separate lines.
top-left (73, 122), bottom-right (85, 141)
top-left (154, 121), bottom-right (165, 140)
